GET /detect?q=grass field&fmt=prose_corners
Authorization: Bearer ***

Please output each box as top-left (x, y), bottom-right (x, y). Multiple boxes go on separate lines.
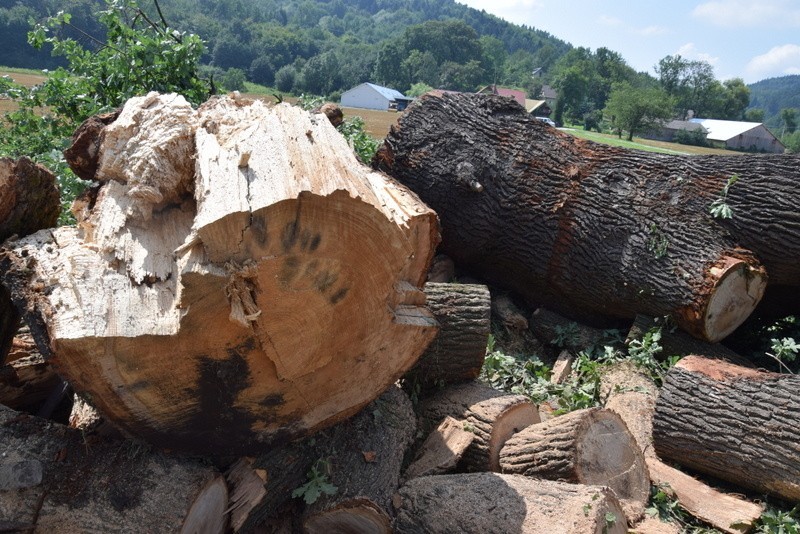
top-left (1, 67), bottom-right (48, 115)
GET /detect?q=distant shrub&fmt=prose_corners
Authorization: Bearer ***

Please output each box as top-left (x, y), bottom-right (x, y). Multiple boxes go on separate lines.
top-left (674, 128), bottom-right (708, 147)
top-left (221, 68), bottom-right (247, 92)
top-left (275, 65), bottom-right (297, 93)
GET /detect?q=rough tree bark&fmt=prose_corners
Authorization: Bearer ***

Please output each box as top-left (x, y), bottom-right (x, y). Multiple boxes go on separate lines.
top-left (0, 404), bottom-right (227, 533)
top-left (499, 407), bottom-right (650, 523)
top-left (373, 92), bottom-right (800, 341)
top-left (0, 157), bottom-right (61, 363)
top-left (415, 381), bottom-right (539, 472)
top-left (0, 92), bottom-right (439, 455)
top-left (600, 361), bottom-right (763, 534)
top-left (654, 355), bottom-right (800, 503)
top-left (393, 473), bottom-right (627, 534)
top-left (301, 385), bottom-right (415, 534)
top-left (403, 283), bottom-right (491, 391)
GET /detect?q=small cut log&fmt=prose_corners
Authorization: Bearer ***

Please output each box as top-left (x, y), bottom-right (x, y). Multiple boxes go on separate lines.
top-left (0, 92), bottom-right (439, 455)
top-left (600, 361), bottom-right (763, 534)
top-left (0, 404), bottom-right (227, 533)
top-left (374, 92), bottom-right (783, 341)
top-left (499, 407), bottom-right (650, 523)
top-left (393, 473), bottom-right (627, 534)
top-left (415, 381), bottom-right (539, 472)
top-left (654, 355), bottom-right (800, 503)
top-left (403, 283), bottom-right (491, 391)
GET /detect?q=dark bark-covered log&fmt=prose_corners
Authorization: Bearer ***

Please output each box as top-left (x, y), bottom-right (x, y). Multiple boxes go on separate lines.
top-left (0, 157), bottom-right (60, 243)
top-left (491, 292), bottom-right (529, 331)
top-left (499, 407), bottom-right (650, 523)
top-left (0, 404), bottom-right (227, 533)
top-left (403, 416), bottom-right (475, 479)
top-left (403, 283), bottom-right (490, 391)
top-left (393, 473), bottom-right (627, 534)
top-left (600, 361), bottom-right (763, 534)
top-left (1, 93), bottom-right (438, 455)
top-left (0, 157), bottom-right (60, 363)
top-left (373, 92), bottom-right (799, 341)
top-left (0, 352), bottom-right (59, 411)
top-left (234, 385), bottom-right (415, 531)
top-left (301, 385), bottom-right (415, 533)
top-left (654, 355), bottom-right (800, 503)
top-left (628, 314), bottom-right (753, 367)
top-left (426, 253), bottom-right (455, 283)
top-left (63, 110), bottom-right (120, 181)
top-left (416, 381), bottom-right (539, 472)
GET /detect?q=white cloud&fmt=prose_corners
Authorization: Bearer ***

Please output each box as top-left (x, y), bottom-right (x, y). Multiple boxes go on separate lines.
top-left (692, 0), bottom-right (800, 28)
top-left (675, 43), bottom-right (720, 66)
top-left (746, 44), bottom-right (800, 79)
top-left (597, 15), bottom-right (623, 26)
top-left (635, 25), bottom-right (668, 36)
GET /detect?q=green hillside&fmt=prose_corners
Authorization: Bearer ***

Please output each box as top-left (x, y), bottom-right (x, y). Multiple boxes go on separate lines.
top-left (748, 75), bottom-right (800, 129)
top-left (0, 0), bottom-right (570, 96)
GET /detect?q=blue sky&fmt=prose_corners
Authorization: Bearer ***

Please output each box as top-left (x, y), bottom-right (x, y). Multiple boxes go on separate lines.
top-left (456, 0), bottom-right (800, 83)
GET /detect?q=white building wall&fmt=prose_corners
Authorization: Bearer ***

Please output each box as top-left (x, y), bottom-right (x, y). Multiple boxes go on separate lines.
top-left (340, 85), bottom-right (391, 111)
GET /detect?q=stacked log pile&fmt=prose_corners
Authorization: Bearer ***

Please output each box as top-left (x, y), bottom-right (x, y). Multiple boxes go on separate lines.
top-left (1, 91), bottom-right (798, 532)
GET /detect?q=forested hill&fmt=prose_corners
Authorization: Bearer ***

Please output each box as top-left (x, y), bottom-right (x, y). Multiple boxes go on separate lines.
top-left (748, 75), bottom-right (800, 128)
top-left (0, 0), bottom-right (571, 96)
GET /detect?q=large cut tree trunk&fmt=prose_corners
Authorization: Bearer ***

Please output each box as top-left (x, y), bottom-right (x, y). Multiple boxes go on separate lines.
top-left (0, 92), bottom-right (438, 455)
top-left (393, 473), bottom-right (627, 534)
top-left (372, 92), bottom-right (800, 341)
top-left (654, 355), bottom-right (800, 503)
top-left (0, 404), bottom-right (227, 533)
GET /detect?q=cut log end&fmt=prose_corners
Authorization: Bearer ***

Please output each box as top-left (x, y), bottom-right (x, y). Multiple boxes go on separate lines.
top-left (303, 500), bottom-right (392, 534)
top-left (680, 256), bottom-right (767, 342)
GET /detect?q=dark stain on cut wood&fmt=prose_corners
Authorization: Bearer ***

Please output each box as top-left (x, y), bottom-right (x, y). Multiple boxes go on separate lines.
top-left (314, 270), bottom-right (338, 293)
top-left (330, 287), bottom-right (349, 305)
top-left (182, 344), bottom-right (262, 450)
top-left (249, 214), bottom-right (268, 246)
top-left (279, 256), bottom-right (300, 285)
top-left (281, 221), bottom-right (299, 252)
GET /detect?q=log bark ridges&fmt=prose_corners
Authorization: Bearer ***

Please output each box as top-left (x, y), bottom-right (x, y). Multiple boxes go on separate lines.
top-left (374, 91), bottom-right (790, 341)
top-left (654, 355), bottom-right (800, 503)
top-left (1, 92), bottom-right (439, 455)
top-left (404, 283), bottom-right (491, 391)
top-left (600, 361), bottom-right (763, 534)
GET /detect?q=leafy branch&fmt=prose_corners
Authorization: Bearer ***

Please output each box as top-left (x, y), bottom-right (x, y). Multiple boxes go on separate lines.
top-left (709, 173), bottom-right (739, 219)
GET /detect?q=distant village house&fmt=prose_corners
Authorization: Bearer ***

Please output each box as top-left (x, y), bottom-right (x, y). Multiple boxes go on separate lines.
top-left (340, 83), bottom-right (413, 111)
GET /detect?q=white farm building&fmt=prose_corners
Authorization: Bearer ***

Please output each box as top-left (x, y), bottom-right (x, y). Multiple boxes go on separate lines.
top-left (689, 118), bottom-right (785, 153)
top-left (340, 83), bottom-right (409, 111)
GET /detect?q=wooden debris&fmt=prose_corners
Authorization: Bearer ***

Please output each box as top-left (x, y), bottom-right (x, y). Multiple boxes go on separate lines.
top-left (403, 416), bottom-right (476, 480)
